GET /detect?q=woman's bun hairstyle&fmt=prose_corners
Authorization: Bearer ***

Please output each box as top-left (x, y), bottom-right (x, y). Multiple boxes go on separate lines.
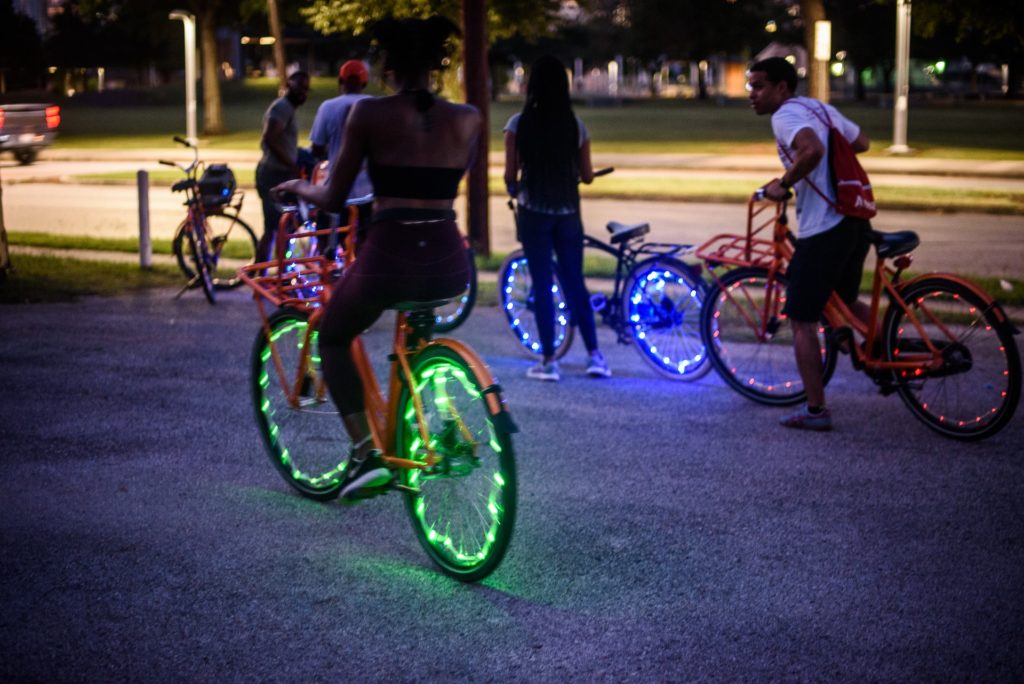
top-left (371, 16), bottom-right (460, 76)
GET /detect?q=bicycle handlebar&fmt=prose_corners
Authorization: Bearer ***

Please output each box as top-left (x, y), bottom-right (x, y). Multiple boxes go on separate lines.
top-left (753, 186), bottom-right (793, 202)
top-left (173, 136), bottom-right (193, 148)
top-left (594, 167), bottom-right (614, 177)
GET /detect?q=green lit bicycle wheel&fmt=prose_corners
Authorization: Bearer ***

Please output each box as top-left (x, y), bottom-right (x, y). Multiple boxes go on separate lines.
top-left (396, 344), bottom-right (517, 582)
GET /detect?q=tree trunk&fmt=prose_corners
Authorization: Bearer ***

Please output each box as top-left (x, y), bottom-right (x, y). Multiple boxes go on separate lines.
top-left (267, 0), bottom-right (287, 91)
top-left (462, 0), bottom-right (490, 257)
top-left (200, 7), bottom-right (225, 135)
top-left (0, 164), bottom-right (11, 279)
top-left (801, 0), bottom-right (827, 100)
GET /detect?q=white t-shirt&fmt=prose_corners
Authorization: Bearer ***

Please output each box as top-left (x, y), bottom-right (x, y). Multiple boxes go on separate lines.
top-left (771, 96), bottom-right (861, 238)
top-left (309, 93), bottom-right (373, 203)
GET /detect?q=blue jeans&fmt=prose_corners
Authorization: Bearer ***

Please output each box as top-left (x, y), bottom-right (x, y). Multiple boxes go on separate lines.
top-left (518, 206), bottom-right (598, 358)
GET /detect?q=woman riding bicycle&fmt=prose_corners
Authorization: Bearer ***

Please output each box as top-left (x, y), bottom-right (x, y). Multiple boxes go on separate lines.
top-left (504, 54), bottom-right (610, 381)
top-left (273, 16), bottom-right (475, 499)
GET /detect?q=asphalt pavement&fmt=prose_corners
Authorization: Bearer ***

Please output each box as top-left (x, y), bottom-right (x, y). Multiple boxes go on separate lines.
top-left (1, 288), bottom-right (1022, 681)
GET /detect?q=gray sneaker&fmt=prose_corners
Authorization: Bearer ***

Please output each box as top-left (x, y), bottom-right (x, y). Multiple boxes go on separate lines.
top-left (779, 405), bottom-right (833, 431)
top-left (527, 361), bottom-right (560, 381)
top-left (586, 351), bottom-right (612, 378)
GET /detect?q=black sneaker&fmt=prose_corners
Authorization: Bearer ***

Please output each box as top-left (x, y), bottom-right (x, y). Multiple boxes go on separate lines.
top-left (339, 449), bottom-right (392, 500)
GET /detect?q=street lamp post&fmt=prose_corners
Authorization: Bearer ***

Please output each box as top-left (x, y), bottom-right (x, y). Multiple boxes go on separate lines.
top-left (169, 10), bottom-right (197, 145)
top-left (889, 0), bottom-right (912, 154)
top-left (813, 20), bottom-right (831, 103)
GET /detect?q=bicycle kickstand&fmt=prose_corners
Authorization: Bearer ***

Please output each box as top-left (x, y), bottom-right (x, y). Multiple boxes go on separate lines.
top-left (173, 275), bottom-right (202, 300)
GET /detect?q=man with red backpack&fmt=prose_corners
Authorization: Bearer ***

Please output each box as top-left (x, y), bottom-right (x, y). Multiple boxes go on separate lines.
top-left (748, 56), bottom-right (875, 432)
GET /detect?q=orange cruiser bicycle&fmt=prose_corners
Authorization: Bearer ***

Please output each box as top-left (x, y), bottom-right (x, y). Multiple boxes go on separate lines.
top-left (696, 190), bottom-right (1021, 441)
top-left (239, 214), bottom-right (518, 581)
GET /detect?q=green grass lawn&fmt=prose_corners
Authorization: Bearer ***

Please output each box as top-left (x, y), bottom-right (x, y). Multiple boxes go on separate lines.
top-left (0, 254), bottom-right (182, 304)
top-left (48, 79), bottom-right (1024, 160)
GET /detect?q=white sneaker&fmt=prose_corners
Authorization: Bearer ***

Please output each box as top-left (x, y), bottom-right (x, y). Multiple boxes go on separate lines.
top-left (586, 351), bottom-right (611, 378)
top-left (526, 361), bottom-right (560, 381)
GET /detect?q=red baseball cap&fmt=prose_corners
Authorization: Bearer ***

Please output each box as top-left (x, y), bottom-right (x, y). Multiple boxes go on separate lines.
top-left (339, 60), bottom-right (369, 85)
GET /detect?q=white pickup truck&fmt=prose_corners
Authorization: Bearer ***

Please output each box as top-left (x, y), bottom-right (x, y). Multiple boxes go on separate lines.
top-left (0, 103), bottom-right (61, 165)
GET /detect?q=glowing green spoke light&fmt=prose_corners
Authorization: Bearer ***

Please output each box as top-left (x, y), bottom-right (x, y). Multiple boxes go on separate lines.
top-left (489, 438), bottom-right (503, 453)
top-left (404, 407), bottom-right (416, 421)
top-left (270, 425), bottom-right (279, 438)
top-left (421, 368), bottom-right (437, 379)
top-left (261, 399), bottom-right (270, 413)
top-left (416, 499), bottom-right (426, 515)
top-left (428, 529), bottom-right (438, 542)
top-left (259, 373), bottom-right (269, 388)
top-left (488, 502), bottom-right (498, 515)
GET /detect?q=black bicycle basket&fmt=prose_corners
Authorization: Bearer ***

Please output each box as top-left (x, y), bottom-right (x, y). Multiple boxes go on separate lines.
top-left (198, 163), bottom-right (236, 208)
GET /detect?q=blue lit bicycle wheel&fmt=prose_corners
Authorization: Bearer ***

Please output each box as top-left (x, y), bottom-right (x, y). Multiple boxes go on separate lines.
top-left (497, 250), bottom-right (574, 360)
top-left (623, 257), bottom-right (710, 381)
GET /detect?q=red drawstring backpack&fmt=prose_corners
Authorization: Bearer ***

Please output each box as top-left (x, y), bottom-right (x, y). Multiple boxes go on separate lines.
top-left (777, 100), bottom-right (877, 220)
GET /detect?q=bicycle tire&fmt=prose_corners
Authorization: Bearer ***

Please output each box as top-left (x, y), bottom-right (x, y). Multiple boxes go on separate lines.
top-left (434, 246), bottom-right (477, 333)
top-left (701, 267), bottom-right (835, 405)
top-left (396, 343), bottom-right (517, 582)
top-left (882, 276), bottom-right (1021, 441)
top-left (173, 212), bottom-right (257, 289)
top-left (186, 225), bottom-right (216, 304)
top-left (623, 257), bottom-right (711, 381)
top-left (250, 308), bottom-right (347, 500)
top-left (497, 249), bottom-right (574, 360)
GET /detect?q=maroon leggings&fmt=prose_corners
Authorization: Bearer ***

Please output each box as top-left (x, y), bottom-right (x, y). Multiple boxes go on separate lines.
top-left (318, 212), bottom-right (470, 415)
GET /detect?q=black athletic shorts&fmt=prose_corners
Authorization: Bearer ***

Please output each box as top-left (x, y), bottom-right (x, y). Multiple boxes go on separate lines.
top-left (782, 215), bottom-right (872, 322)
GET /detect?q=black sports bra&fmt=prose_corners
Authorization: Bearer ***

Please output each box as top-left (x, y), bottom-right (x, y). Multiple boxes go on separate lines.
top-left (368, 163), bottom-right (464, 200)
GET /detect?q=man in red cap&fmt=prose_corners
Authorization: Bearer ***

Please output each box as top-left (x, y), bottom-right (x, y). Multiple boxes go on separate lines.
top-left (311, 58), bottom-right (376, 245)
top-left (309, 59), bottom-right (374, 232)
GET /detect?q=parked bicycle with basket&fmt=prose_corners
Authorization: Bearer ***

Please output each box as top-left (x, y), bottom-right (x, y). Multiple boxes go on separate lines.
top-left (160, 136), bottom-right (257, 303)
top-left (695, 191), bottom-right (1021, 440)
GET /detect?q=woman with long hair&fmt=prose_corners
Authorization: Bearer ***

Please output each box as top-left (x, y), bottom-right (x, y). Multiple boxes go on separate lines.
top-left (504, 54), bottom-right (609, 381)
top-left (273, 16), bottom-right (476, 499)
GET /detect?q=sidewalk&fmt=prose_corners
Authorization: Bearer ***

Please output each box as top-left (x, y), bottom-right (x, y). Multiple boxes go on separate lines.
top-left (39, 147), bottom-right (1024, 179)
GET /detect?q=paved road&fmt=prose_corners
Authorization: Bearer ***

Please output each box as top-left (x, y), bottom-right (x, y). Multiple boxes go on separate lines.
top-left (2, 290), bottom-right (1022, 680)
top-left (6, 180), bottom-right (1023, 279)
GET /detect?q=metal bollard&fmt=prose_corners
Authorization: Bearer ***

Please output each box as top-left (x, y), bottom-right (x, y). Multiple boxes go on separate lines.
top-left (137, 170), bottom-right (152, 269)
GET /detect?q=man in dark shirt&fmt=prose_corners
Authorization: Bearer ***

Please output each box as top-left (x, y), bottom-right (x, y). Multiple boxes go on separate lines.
top-left (255, 71), bottom-right (310, 261)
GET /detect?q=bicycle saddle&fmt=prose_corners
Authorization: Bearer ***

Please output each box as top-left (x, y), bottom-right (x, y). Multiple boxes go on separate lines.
top-left (391, 298), bottom-right (451, 312)
top-left (869, 230), bottom-right (920, 259)
top-left (607, 221), bottom-right (650, 244)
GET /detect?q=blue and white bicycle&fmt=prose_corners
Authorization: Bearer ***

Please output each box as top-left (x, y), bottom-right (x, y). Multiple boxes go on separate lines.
top-left (499, 193), bottom-right (710, 380)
